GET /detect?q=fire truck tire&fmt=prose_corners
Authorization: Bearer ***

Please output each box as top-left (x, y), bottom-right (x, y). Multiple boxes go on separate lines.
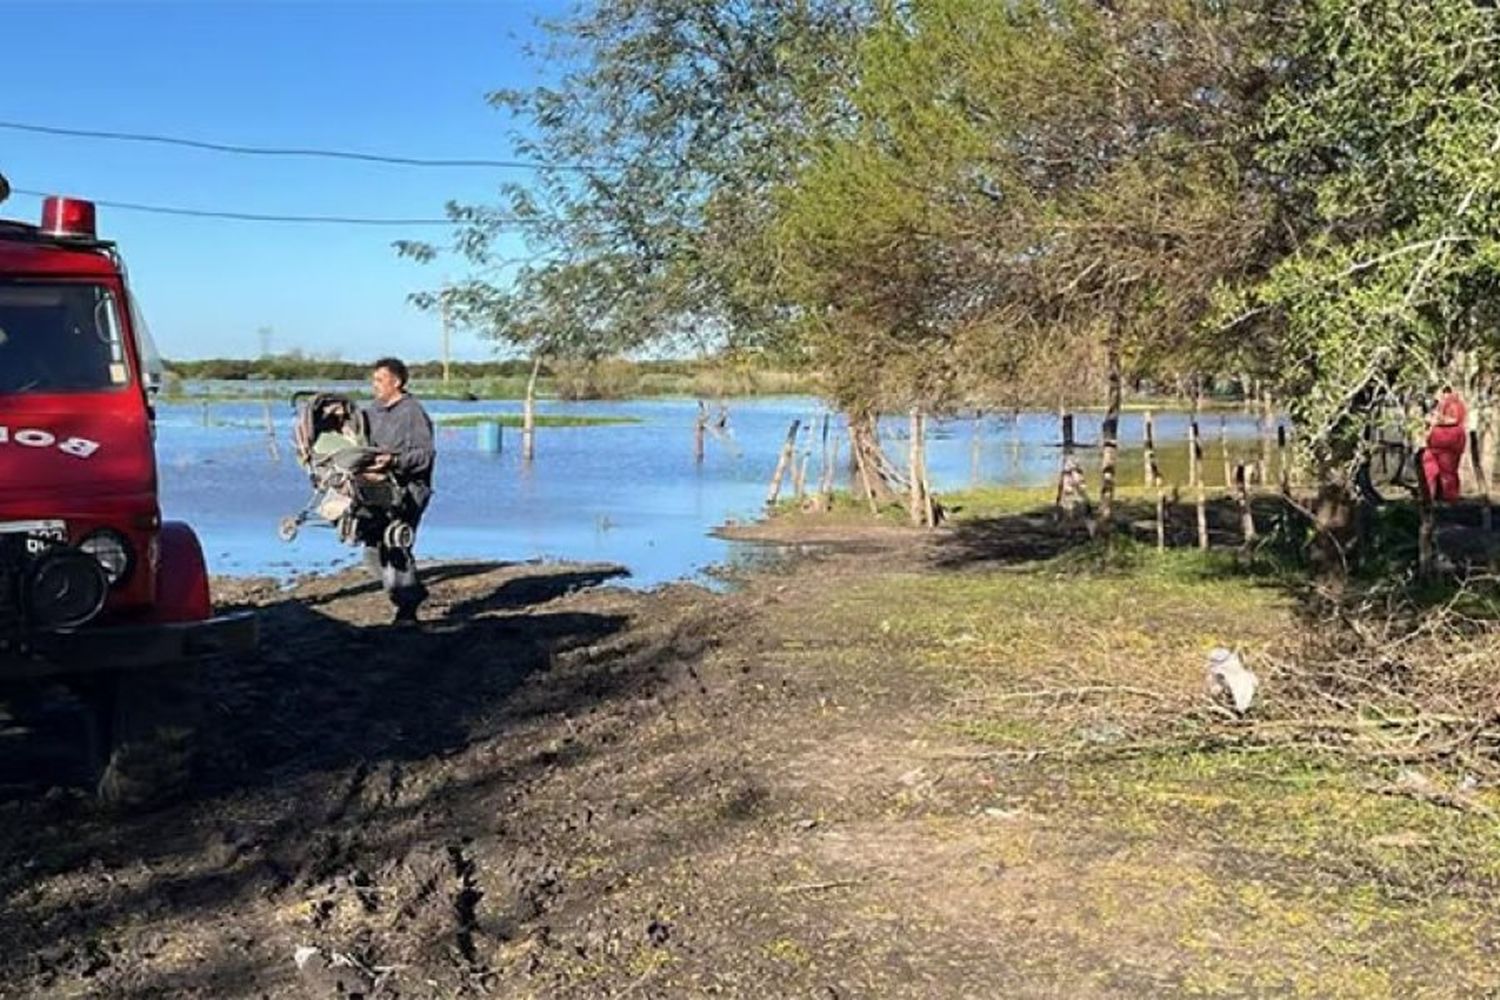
top-left (0, 680), bottom-right (108, 793)
top-left (95, 661), bottom-right (204, 809)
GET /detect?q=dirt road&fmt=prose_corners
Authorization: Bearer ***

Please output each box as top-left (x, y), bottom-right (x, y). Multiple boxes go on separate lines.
top-left (3, 512), bottom-right (1499, 998)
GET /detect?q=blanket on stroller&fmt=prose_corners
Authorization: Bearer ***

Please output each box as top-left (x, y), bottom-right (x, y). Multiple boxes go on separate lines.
top-left (279, 392), bottom-right (413, 548)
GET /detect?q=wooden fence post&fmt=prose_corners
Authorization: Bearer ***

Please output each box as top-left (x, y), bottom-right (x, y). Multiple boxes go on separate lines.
top-left (970, 410), bottom-right (983, 487)
top-left (262, 394), bottom-right (279, 462)
top-left (1259, 388), bottom-right (1274, 488)
top-left (1277, 424), bottom-right (1291, 495)
top-left (1144, 410), bottom-right (1158, 489)
top-left (1055, 406), bottom-right (1078, 514)
top-left (1483, 403), bottom-right (1496, 534)
top-left (694, 400), bottom-right (707, 464)
top-left (765, 419), bottom-right (800, 506)
top-left (1220, 417), bottom-right (1232, 490)
top-left (1236, 462), bottom-right (1256, 548)
top-left (1191, 418), bottom-right (1208, 550)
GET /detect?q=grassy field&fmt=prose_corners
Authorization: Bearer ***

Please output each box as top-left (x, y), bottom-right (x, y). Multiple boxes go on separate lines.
top-left (749, 531), bottom-right (1500, 996)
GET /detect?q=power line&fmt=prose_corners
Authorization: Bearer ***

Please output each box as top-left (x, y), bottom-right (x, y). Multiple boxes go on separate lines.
top-left (10, 187), bottom-right (459, 227)
top-left (0, 118), bottom-right (600, 172)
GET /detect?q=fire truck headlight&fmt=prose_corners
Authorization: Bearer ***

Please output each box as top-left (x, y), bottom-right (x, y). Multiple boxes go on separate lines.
top-left (26, 549), bottom-right (108, 630)
top-left (80, 530), bottom-right (133, 587)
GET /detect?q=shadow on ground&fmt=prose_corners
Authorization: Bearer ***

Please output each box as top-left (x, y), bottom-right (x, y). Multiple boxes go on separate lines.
top-left (931, 494), bottom-right (1293, 571)
top-left (0, 560), bottom-right (710, 996)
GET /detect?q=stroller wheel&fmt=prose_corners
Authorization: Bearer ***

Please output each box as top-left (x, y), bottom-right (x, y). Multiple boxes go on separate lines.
top-left (277, 516), bottom-right (299, 542)
top-left (383, 520), bottom-right (415, 549)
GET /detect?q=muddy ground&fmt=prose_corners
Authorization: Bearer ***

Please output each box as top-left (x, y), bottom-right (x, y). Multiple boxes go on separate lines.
top-left (3, 500), bottom-right (1500, 998)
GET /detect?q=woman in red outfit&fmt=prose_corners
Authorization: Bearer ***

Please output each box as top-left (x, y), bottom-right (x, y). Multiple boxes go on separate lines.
top-left (1421, 384), bottom-right (1468, 501)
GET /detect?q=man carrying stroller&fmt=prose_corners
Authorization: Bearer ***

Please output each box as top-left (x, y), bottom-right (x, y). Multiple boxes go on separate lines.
top-left (366, 357), bottom-right (435, 625)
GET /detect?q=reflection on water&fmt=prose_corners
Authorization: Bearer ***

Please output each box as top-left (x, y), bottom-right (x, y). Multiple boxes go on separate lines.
top-left (155, 395), bottom-right (1272, 586)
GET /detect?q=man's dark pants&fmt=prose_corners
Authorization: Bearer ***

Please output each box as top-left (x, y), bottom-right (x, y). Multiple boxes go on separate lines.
top-left (363, 493), bottom-right (429, 617)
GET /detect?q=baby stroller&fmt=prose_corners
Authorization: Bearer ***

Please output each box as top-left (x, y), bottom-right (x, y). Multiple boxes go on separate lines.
top-left (277, 391), bottom-right (416, 549)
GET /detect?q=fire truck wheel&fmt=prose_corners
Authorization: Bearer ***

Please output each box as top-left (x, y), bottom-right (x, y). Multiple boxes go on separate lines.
top-left (95, 662), bottom-right (204, 809)
top-left (0, 680), bottom-right (108, 793)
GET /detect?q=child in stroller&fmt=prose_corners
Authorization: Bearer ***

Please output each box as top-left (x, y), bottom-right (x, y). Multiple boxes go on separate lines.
top-left (278, 391), bottom-right (416, 549)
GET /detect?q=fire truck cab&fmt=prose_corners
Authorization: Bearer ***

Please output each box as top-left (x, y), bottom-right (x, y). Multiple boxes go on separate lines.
top-left (0, 178), bottom-right (256, 803)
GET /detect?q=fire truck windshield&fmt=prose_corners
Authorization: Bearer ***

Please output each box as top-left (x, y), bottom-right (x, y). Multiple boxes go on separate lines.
top-left (0, 282), bottom-right (130, 395)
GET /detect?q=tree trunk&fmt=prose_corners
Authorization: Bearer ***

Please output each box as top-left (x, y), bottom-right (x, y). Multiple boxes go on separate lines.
top-left (1312, 476), bottom-right (1356, 579)
top-left (1094, 326), bottom-right (1122, 537)
top-left (522, 355), bottom-right (541, 462)
top-left (849, 412), bottom-right (882, 515)
top-left (1461, 429), bottom-right (1480, 498)
top-left (851, 433), bottom-right (879, 514)
top-left (848, 411), bottom-right (899, 505)
top-left (1459, 354), bottom-right (1478, 497)
top-left (1416, 473), bottom-right (1437, 581)
top-left (909, 409), bottom-right (924, 527)
top-left (921, 412), bottom-right (936, 526)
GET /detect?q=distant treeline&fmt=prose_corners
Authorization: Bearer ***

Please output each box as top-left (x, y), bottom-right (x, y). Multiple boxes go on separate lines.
top-left (165, 357), bottom-right (715, 382)
top-left (160, 355), bottom-right (819, 400)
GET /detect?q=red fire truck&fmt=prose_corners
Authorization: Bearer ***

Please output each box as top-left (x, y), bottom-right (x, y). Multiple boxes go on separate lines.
top-left (0, 176), bottom-right (256, 803)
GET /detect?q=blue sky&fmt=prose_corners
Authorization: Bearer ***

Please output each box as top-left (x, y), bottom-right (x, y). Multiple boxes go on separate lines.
top-left (0, 0), bottom-right (571, 362)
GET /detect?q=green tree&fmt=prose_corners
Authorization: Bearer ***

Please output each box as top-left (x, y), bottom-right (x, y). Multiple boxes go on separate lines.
top-left (402, 0), bottom-right (871, 356)
top-left (1224, 0), bottom-right (1500, 570)
top-left (774, 0), bottom-right (1288, 526)
top-left (401, 1), bottom-right (873, 458)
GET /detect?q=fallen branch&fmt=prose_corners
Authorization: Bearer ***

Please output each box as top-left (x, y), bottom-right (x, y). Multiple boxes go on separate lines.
top-left (1369, 776), bottom-right (1496, 817)
top-left (776, 878), bottom-right (868, 894)
top-left (988, 685), bottom-right (1169, 704)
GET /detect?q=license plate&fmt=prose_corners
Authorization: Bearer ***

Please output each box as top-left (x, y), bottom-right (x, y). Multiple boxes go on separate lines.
top-left (0, 520), bottom-right (67, 556)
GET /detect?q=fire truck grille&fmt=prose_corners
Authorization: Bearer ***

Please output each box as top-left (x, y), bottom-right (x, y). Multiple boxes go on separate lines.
top-left (0, 563), bottom-right (21, 636)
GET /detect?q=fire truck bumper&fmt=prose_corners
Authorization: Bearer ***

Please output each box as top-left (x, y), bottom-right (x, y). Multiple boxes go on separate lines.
top-left (0, 612), bottom-right (258, 680)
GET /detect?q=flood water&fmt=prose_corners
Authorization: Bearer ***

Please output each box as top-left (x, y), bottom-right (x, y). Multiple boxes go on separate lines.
top-left (156, 393), bottom-right (1273, 586)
